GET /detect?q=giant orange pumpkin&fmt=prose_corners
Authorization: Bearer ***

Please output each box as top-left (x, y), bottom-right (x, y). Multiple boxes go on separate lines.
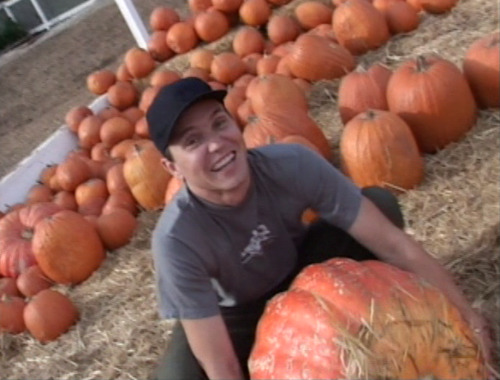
top-left (340, 110), bottom-right (424, 191)
top-left (387, 55), bottom-right (477, 153)
top-left (249, 258), bottom-right (486, 379)
top-left (0, 202), bottom-right (61, 278)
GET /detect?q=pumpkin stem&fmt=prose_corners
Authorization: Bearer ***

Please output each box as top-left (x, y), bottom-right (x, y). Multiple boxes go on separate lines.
top-left (416, 55), bottom-right (430, 72)
top-left (21, 228), bottom-right (34, 240)
top-left (363, 109), bottom-right (377, 120)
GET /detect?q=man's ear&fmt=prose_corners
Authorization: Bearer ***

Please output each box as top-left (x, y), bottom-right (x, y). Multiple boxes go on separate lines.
top-left (161, 157), bottom-right (183, 180)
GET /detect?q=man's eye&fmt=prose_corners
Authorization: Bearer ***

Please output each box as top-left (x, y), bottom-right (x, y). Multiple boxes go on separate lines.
top-left (185, 136), bottom-right (200, 147)
top-left (214, 117), bottom-right (228, 129)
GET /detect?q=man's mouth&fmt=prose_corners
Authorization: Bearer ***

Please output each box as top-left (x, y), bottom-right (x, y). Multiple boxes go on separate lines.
top-left (211, 152), bottom-right (236, 172)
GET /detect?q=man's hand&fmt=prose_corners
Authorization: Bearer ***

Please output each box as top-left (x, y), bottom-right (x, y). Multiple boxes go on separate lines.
top-left (182, 315), bottom-right (245, 380)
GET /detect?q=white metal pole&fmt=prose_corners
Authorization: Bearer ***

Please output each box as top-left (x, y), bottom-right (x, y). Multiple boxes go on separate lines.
top-left (29, 0), bottom-right (50, 31)
top-left (114, 0), bottom-right (150, 50)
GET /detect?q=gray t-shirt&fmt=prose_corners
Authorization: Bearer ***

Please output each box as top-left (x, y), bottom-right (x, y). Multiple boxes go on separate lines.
top-left (151, 144), bottom-right (362, 319)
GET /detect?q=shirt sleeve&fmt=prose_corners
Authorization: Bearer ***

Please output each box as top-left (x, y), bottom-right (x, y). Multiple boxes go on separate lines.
top-left (293, 144), bottom-right (362, 230)
top-left (151, 230), bottom-right (220, 320)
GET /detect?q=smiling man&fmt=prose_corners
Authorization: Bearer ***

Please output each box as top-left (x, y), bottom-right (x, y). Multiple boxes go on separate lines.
top-left (146, 78), bottom-right (492, 380)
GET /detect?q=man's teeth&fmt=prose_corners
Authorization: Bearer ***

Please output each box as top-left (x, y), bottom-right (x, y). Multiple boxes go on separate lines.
top-left (212, 153), bottom-right (235, 171)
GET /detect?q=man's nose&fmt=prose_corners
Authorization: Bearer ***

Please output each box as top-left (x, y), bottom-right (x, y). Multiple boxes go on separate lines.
top-left (207, 133), bottom-right (224, 152)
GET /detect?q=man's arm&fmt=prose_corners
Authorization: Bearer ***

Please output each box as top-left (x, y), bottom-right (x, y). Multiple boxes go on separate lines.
top-left (348, 196), bottom-right (493, 368)
top-left (182, 315), bottom-right (244, 380)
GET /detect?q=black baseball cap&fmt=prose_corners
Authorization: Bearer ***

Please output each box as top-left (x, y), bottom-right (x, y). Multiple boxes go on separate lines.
top-left (146, 77), bottom-right (227, 154)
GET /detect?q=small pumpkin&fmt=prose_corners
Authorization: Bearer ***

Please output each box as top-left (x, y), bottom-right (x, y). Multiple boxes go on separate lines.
top-left (147, 31), bottom-right (175, 62)
top-left (149, 6), bottom-right (180, 31)
top-left (150, 69), bottom-right (181, 87)
top-left (239, 0), bottom-right (271, 26)
top-left (33, 210), bottom-right (106, 285)
top-left (463, 31), bottom-right (500, 109)
top-left (55, 155), bottom-right (92, 192)
top-left (64, 106), bottom-right (93, 133)
top-left (211, 52), bottom-right (247, 85)
top-left (0, 277), bottom-right (22, 297)
top-left (99, 116), bottom-right (135, 148)
top-left (86, 70), bottom-right (116, 95)
top-left (26, 184), bottom-right (53, 204)
top-left (123, 144), bottom-right (172, 211)
top-left (340, 110), bottom-right (424, 191)
top-left (212, 0), bottom-right (243, 12)
top-left (77, 115), bottom-right (103, 149)
top-left (16, 264), bottom-right (53, 297)
top-left (24, 289), bottom-right (78, 343)
top-left (0, 296), bottom-right (26, 334)
top-left (96, 209), bottom-right (137, 251)
top-left (384, 0), bottom-right (420, 34)
top-left (124, 47), bottom-right (156, 79)
top-left (333, 0), bottom-right (390, 55)
top-left (266, 14), bottom-right (301, 46)
top-left (190, 49), bottom-right (215, 72)
top-left (295, 1), bottom-right (334, 30)
top-left (418, 0), bottom-right (458, 13)
top-left (166, 22), bottom-right (199, 54)
top-left (232, 26), bottom-right (266, 57)
top-left (107, 81), bottom-right (139, 110)
top-left (194, 8), bottom-right (230, 42)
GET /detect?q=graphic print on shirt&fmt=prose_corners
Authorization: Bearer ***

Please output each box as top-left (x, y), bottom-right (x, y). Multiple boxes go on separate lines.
top-left (240, 224), bottom-right (273, 264)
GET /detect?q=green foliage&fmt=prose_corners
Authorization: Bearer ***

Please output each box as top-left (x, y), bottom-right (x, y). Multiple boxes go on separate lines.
top-left (0, 17), bottom-right (28, 51)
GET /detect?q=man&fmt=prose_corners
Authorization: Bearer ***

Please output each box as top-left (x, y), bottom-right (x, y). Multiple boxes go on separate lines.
top-left (146, 77), bottom-right (492, 380)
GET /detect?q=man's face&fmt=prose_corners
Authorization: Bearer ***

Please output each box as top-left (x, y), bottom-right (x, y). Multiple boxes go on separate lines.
top-left (162, 99), bottom-right (251, 205)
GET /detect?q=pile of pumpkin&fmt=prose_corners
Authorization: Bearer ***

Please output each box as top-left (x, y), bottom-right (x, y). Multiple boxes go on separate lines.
top-left (0, 0), bottom-right (498, 345)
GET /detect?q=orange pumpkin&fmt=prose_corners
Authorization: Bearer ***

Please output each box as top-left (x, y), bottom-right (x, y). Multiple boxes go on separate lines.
top-left (33, 210), bottom-right (105, 284)
top-left (147, 31), bottom-right (175, 62)
top-left (0, 296), bottom-right (26, 334)
top-left (64, 106), bottom-right (93, 133)
top-left (166, 22), bottom-right (199, 54)
top-left (96, 209), bottom-right (137, 251)
top-left (287, 34), bottom-right (356, 81)
top-left (150, 69), bottom-right (181, 87)
top-left (266, 14), bottom-right (301, 46)
top-left (55, 155), bottom-right (92, 192)
top-left (333, 0), bottom-right (390, 55)
top-left (86, 70), bottom-right (116, 95)
top-left (248, 74), bottom-right (309, 116)
top-left (463, 31), bottom-right (500, 109)
top-left (249, 258), bottom-right (486, 379)
top-left (211, 52), bottom-right (247, 85)
top-left (16, 264), bottom-right (53, 297)
top-left (418, 0), bottom-right (458, 13)
top-left (212, 0), bottom-right (243, 12)
top-left (123, 144), bottom-right (171, 211)
top-left (24, 289), bottom-right (78, 343)
top-left (26, 184), bottom-right (53, 204)
top-left (188, 0), bottom-right (212, 12)
top-left (338, 63), bottom-right (392, 124)
top-left (239, 0), bottom-right (271, 26)
top-left (52, 191), bottom-right (78, 211)
top-left (190, 49), bottom-right (215, 72)
top-left (232, 26), bottom-right (266, 57)
top-left (295, 1), bottom-right (334, 30)
top-left (77, 115), bottom-right (103, 149)
top-left (107, 81), bottom-right (139, 110)
top-left (124, 47), bottom-right (156, 79)
top-left (194, 8), bottom-right (230, 42)
top-left (384, 0), bottom-right (420, 34)
top-left (0, 202), bottom-right (61, 278)
top-left (387, 55), bottom-right (477, 153)
top-left (100, 116), bottom-right (135, 148)
top-left (149, 6), bottom-right (180, 31)
top-left (0, 277), bottom-right (22, 297)
top-left (340, 110), bottom-right (424, 191)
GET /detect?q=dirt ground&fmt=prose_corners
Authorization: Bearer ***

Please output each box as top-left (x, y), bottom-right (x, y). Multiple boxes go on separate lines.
top-left (0, 0), bottom-right (188, 179)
